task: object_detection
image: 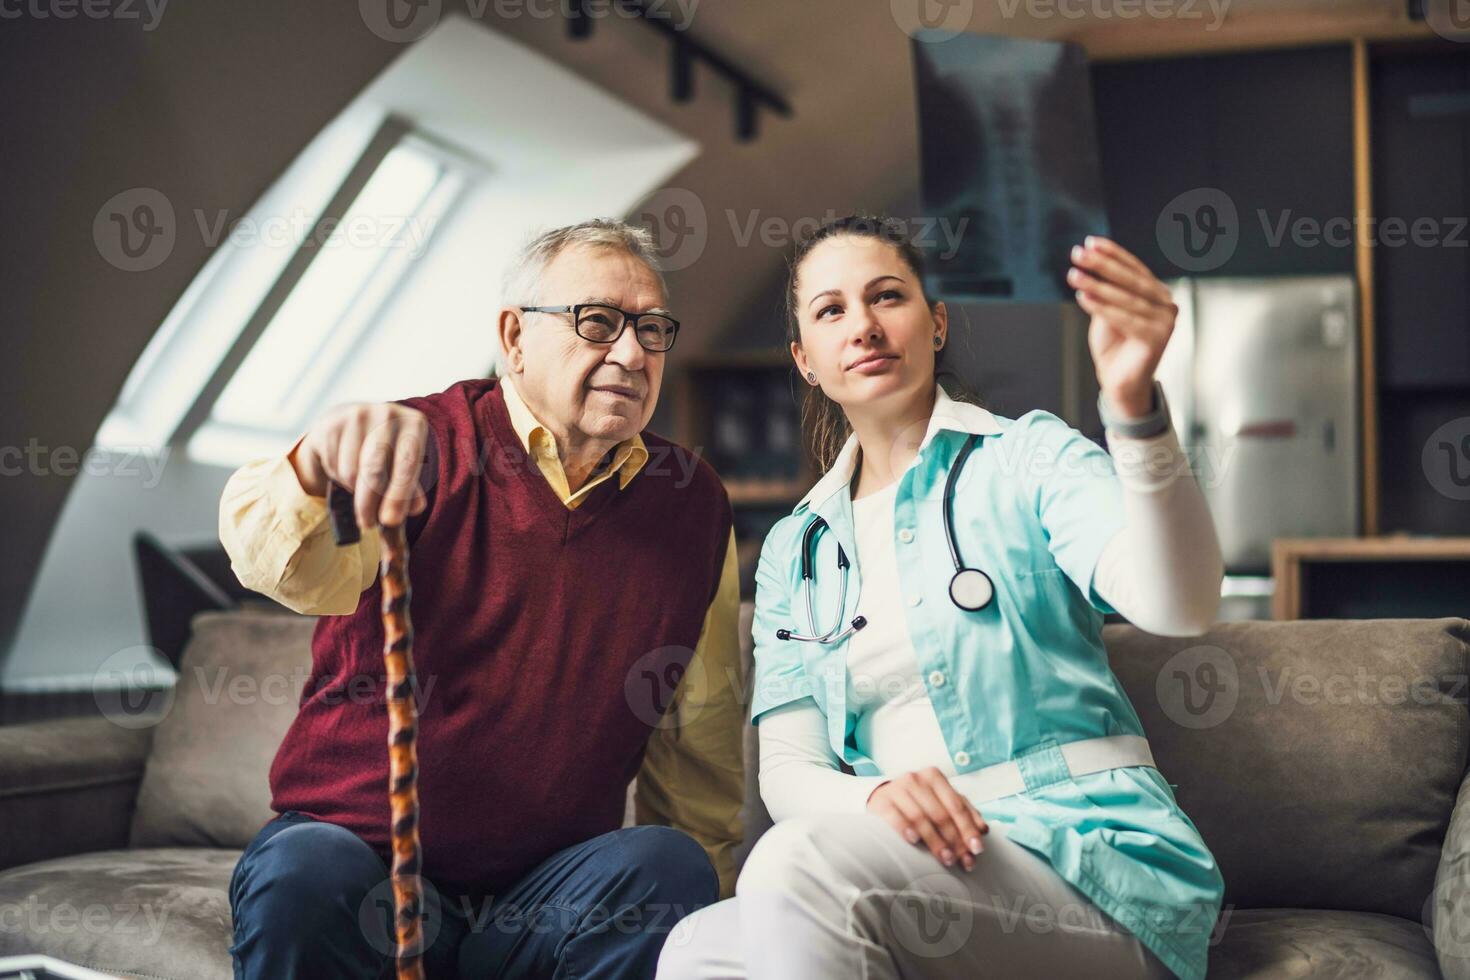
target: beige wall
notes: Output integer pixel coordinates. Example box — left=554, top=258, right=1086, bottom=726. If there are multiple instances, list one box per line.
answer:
left=0, top=5, right=406, bottom=657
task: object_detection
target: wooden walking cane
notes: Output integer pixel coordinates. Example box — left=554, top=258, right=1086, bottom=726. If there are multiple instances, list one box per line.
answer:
left=327, top=481, right=426, bottom=980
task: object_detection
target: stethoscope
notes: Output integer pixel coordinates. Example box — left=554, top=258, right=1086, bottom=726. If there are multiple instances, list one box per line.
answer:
left=776, top=434, right=995, bottom=644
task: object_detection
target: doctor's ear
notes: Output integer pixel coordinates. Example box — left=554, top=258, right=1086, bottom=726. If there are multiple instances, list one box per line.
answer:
left=790, top=342, right=818, bottom=386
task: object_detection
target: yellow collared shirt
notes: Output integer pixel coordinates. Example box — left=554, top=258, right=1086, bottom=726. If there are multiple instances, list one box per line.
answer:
left=499, top=372, right=648, bottom=508
left=219, top=377, right=745, bottom=897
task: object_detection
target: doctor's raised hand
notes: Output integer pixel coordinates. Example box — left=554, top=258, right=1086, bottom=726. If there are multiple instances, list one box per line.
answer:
left=1067, top=235, right=1178, bottom=420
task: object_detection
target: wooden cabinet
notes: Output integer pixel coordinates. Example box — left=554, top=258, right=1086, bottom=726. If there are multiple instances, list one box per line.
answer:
left=1370, top=47, right=1470, bottom=390
left=675, top=353, right=815, bottom=507
left=675, top=353, right=817, bottom=598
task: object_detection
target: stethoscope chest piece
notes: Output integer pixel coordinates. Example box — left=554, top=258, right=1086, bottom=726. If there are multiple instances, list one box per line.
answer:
left=949, top=567, right=995, bottom=612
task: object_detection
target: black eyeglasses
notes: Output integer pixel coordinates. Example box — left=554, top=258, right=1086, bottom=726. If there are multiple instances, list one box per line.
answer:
left=520, top=304, right=681, bottom=353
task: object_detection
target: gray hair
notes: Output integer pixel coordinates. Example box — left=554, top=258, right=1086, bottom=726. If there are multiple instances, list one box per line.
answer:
left=491, top=219, right=667, bottom=377
left=502, top=218, right=666, bottom=307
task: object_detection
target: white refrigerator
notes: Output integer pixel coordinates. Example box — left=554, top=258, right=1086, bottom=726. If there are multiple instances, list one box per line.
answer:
left=1155, top=275, right=1361, bottom=578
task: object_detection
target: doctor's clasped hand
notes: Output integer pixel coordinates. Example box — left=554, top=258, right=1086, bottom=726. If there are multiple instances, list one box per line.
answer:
left=865, top=766, right=990, bottom=871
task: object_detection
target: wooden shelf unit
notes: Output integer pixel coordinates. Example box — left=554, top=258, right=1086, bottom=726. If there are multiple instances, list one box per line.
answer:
left=675, top=350, right=816, bottom=509
left=1271, top=536, right=1470, bottom=620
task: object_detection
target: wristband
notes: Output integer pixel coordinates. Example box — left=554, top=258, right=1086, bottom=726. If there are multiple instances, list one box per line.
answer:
left=1098, top=380, right=1171, bottom=439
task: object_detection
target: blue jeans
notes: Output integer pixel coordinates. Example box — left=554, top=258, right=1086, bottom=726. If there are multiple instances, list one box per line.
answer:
left=228, top=811, right=718, bottom=980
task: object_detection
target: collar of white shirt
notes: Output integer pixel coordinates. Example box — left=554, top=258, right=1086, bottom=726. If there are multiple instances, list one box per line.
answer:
left=796, top=382, right=1002, bottom=513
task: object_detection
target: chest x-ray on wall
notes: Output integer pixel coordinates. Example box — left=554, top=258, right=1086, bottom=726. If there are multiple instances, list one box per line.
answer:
left=913, top=32, right=1110, bottom=304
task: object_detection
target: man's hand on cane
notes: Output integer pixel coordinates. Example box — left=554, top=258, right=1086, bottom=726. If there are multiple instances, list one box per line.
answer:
left=290, top=402, right=432, bottom=531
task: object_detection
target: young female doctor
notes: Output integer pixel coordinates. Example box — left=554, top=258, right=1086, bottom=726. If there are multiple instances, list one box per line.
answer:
left=656, top=216, right=1226, bottom=980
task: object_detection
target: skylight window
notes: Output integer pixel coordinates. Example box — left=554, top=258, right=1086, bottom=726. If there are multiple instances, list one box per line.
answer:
left=205, top=139, right=466, bottom=440
left=93, top=12, right=698, bottom=470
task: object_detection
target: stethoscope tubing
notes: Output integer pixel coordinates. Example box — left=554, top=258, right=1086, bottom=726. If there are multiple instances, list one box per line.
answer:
left=778, top=434, right=994, bottom=644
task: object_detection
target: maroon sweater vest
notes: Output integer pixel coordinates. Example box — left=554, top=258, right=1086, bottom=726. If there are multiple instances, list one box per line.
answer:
left=269, top=379, right=732, bottom=893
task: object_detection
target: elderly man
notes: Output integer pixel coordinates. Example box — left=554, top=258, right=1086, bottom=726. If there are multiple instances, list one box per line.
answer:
left=219, top=219, right=744, bottom=980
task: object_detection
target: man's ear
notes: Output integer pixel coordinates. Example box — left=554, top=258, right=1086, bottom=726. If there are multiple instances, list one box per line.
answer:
left=498, top=307, right=525, bottom=374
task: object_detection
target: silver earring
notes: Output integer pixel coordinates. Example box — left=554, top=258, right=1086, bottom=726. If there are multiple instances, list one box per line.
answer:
left=807, top=371, right=816, bottom=384
left=934, top=334, right=943, bottom=349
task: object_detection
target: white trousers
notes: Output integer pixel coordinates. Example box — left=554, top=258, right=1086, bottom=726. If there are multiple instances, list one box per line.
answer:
left=657, top=813, right=1174, bottom=980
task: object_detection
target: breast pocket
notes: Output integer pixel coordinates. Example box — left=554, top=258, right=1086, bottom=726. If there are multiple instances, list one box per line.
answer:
left=1009, top=567, right=1100, bottom=652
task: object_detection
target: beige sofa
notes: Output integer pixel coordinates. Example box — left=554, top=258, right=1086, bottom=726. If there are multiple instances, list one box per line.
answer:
left=1, top=608, right=1468, bottom=979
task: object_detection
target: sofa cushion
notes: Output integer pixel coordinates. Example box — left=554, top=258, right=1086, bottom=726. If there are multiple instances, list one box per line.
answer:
left=129, top=611, right=315, bottom=849
left=1206, top=908, right=1438, bottom=978
left=0, top=847, right=236, bottom=980
left=0, top=717, right=150, bottom=873
left=1105, top=617, right=1470, bottom=922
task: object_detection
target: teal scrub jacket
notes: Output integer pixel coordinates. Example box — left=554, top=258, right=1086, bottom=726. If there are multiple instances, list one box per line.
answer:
left=750, top=384, right=1225, bottom=980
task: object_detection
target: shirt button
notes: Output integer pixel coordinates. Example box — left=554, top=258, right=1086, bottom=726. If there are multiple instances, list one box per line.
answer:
left=908, top=595, right=922, bottom=607
left=954, top=751, right=971, bottom=767
left=928, top=670, right=946, bottom=687
left=898, top=528, right=915, bottom=543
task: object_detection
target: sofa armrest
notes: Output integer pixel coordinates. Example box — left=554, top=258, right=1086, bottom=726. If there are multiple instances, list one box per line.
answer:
left=0, top=717, right=151, bottom=873
left=1435, top=754, right=1470, bottom=979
